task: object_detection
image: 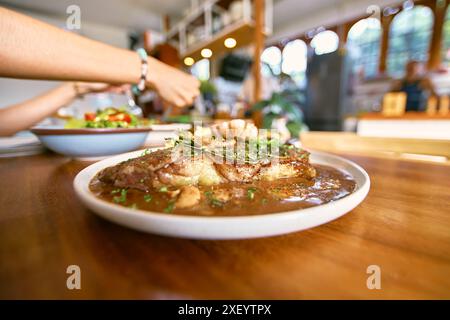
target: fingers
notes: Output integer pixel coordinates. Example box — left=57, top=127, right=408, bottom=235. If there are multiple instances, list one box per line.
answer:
left=169, top=93, right=193, bottom=108
left=106, top=86, right=126, bottom=94
left=171, top=77, right=200, bottom=108
left=173, top=97, right=187, bottom=108
left=174, top=93, right=193, bottom=108
left=162, top=96, right=186, bottom=109
left=112, top=84, right=131, bottom=94
left=74, top=82, right=109, bottom=95
left=145, top=59, right=202, bottom=108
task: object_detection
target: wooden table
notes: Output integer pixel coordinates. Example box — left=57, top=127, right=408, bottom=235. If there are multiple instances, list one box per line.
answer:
left=1, top=151, right=449, bottom=299
left=301, top=132, right=450, bottom=162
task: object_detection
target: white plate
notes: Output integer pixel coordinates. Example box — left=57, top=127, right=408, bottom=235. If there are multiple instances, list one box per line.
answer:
left=149, top=124, right=192, bottom=131
left=145, top=124, right=192, bottom=146
left=0, top=135, right=45, bottom=158
left=73, top=149, right=370, bottom=240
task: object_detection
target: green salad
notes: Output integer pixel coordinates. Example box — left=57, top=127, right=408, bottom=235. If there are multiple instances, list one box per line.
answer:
left=65, top=107, right=139, bottom=129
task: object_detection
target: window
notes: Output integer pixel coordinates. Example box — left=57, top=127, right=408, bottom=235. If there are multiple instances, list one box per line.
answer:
left=191, top=58, right=210, bottom=80
left=261, top=46, right=282, bottom=75
left=310, top=30, right=339, bottom=55
left=387, top=5, right=434, bottom=77
left=281, top=39, right=308, bottom=86
left=347, top=18, right=382, bottom=78
left=441, top=6, right=450, bottom=67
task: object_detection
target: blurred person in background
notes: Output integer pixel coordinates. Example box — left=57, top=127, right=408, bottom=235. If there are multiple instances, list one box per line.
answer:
left=392, top=60, right=438, bottom=111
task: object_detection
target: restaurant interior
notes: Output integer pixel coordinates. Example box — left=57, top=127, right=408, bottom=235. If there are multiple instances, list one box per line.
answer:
left=0, top=0, right=449, bottom=300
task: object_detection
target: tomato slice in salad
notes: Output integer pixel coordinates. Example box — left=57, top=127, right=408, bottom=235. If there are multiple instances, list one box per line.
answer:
left=84, top=112, right=96, bottom=121
left=122, top=114, right=132, bottom=123
left=80, top=108, right=135, bottom=128
left=108, top=113, right=131, bottom=123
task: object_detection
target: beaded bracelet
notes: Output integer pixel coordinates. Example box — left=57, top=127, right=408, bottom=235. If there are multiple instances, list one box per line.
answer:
left=132, top=48, right=148, bottom=96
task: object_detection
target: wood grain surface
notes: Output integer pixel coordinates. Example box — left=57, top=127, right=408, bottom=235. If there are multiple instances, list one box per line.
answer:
left=301, top=132, right=450, bottom=160
left=0, top=151, right=449, bottom=299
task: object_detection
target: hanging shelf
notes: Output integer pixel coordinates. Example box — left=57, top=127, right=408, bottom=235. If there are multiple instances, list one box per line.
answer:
left=165, top=0, right=273, bottom=62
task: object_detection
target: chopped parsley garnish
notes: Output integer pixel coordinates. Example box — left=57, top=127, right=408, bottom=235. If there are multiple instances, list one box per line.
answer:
left=169, top=134, right=299, bottom=164
left=204, top=190, right=224, bottom=208
left=110, top=189, right=121, bottom=195
left=113, top=189, right=127, bottom=203
left=143, top=194, right=152, bottom=202
left=247, top=187, right=257, bottom=200
left=204, top=190, right=213, bottom=197
left=164, top=200, right=175, bottom=213
left=210, top=198, right=224, bottom=208
left=141, top=149, right=151, bottom=156
left=159, top=186, right=168, bottom=193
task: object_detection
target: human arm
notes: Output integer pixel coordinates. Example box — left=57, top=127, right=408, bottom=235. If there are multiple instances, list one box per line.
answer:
left=0, top=7, right=199, bottom=108
left=0, top=82, right=116, bottom=136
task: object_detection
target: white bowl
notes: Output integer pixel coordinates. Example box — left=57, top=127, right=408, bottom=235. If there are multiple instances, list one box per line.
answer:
left=31, top=126, right=152, bottom=159
left=73, top=149, right=370, bottom=240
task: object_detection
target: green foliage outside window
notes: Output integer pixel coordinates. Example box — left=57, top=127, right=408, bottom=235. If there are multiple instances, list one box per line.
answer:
left=387, top=6, right=434, bottom=77
left=441, top=7, right=450, bottom=66
left=347, top=18, right=382, bottom=78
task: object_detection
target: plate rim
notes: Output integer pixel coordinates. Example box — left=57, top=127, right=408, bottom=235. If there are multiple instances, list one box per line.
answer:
left=31, top=126, right=153, bottom=136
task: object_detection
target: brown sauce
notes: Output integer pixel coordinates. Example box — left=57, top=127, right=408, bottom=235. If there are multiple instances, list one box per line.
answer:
left=90, top=165, right=356, bottom=216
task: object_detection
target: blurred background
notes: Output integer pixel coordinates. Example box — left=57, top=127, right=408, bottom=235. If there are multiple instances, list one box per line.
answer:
left=1, top=0, right=450, bottom=159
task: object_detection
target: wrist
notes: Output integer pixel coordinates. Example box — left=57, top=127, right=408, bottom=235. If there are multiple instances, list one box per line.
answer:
left=72, top=82, right=93, bottom=97
left=59, top=82, right=79, bottom=99
left=145, top=57, right=158, bottom=89
left=130, top=48, right=149, bottom=95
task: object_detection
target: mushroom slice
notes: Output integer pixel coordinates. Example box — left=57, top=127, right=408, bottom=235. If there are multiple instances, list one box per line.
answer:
left=175, top=186, right=201, bottom=208
left=212, top=189, right=231, bottom=202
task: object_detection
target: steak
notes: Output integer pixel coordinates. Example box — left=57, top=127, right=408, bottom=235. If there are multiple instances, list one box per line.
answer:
left=95, top=145, right=316, bottom=192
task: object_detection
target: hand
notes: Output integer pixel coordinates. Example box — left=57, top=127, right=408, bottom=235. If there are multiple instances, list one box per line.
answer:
left=146, top=58, right=200, bottom=108
left=72, top=82, right=129, bottom=96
